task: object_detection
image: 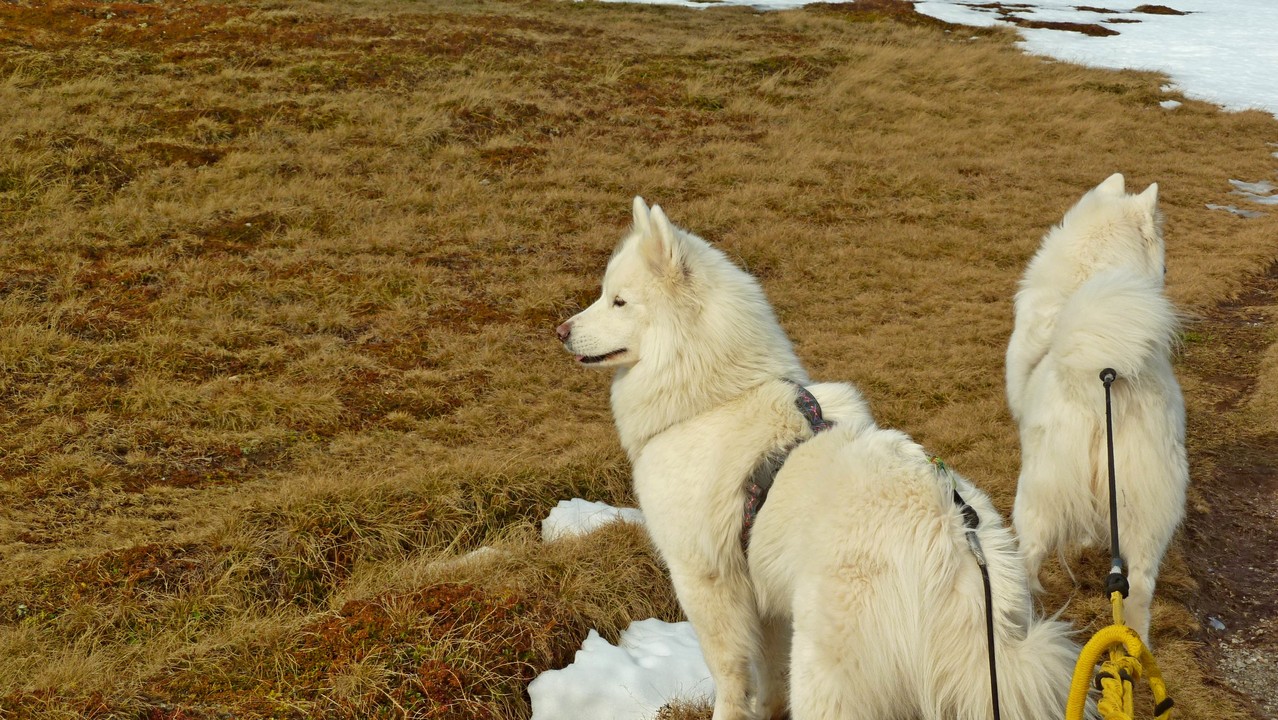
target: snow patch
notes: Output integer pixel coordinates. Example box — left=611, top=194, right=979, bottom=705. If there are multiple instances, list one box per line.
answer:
left=541, top=498, right=645, bottom=542
left=1206, top=204, right=1265, bottom=219
left=529, top=619, right=714, bottom=720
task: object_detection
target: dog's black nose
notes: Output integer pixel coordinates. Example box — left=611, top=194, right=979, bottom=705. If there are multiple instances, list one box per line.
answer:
left=555, top=322, right=571, bottom=342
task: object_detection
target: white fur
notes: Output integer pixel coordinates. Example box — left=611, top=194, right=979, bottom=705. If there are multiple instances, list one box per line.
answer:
left=752, top=428, right=1080, bottom=720
left=563, top=198, right=1083, bottom=719
left=1006, top=174, right=1188, bottom=644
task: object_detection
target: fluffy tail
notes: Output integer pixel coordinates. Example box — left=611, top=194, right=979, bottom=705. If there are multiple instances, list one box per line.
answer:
left=942, top=474, right=1084, bottom=720
left=995, top=617, right=1084, bottom=720
left=1050, top=269, right=1177, bottom=381
left=981, top=512, right=1083, bottom=720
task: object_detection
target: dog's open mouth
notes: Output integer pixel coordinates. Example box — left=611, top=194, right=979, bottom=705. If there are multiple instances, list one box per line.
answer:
left=576, top=348, right=627, bottom=364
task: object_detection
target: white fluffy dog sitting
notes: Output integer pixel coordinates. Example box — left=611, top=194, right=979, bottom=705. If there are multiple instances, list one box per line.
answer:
left=1007, top=173, right=1188, bottom=643
left=560, top=198, right=1080, bottom=720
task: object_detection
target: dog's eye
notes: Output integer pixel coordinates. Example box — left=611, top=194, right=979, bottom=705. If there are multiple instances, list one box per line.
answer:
left=613, top=297, right=626, bottom=308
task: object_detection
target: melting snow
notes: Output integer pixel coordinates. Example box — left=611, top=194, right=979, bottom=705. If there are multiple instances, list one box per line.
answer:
left=541, top=498, right=645, bottom=541
left=529, top=619, right=714, bottom=720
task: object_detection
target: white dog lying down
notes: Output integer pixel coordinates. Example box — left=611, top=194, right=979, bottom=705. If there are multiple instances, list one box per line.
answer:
left=559, top=198, right=1080, bottom=719
left=1007, top=174, right=1187, bottom=644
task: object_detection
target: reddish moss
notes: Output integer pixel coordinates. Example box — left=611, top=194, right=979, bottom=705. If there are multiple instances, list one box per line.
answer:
left=1132, top=4, right=1187, bottom=15
left=809, top=0, right=961, bottom=28
left=55, top=261, right=163, bottom=341
left=133, top=100, right=344, bottom=138
left=450, top=101, right=546, bottom=143
left=143, top=708, right=204, bottom=720
left=478, top=144, right=543, bottom=173
left=426, top=297, right=516, bottom=332
left=40, top=133, right=137, bottom=195
left=0, top=262, right=59, bottom=301
left=0, top=542, right=220, bottom=623
left=290, top=583, right=563, bottom=718
left=67, top=542, right=210, bottom=600
left=138, top=141, right=224, bottom=168
left=57, top=305, right=147, bottom=342
left=0, top=0, right=252, bottom=51
left=0, top=691, right=117, bottom=720
left=191, top=211, right=289, bottom=254
left=116, top=439, right=292, bottom=492
left=359, top=335, right=438, bottom=372
left=956, top=1, right=1120, bottom=35
left=1013, top=18, right=1118, bottom=36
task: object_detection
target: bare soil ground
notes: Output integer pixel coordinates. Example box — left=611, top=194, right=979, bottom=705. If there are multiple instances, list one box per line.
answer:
left=1181, top=262, right=1278, bottom=720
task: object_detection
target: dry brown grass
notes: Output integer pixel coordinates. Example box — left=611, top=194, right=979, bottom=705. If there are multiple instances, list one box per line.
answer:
left=1, top=0, right=1277, bottom=717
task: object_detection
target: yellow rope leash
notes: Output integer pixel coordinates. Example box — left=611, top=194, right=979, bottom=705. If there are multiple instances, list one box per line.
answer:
left=1064, top=592, right=1174, bottom=720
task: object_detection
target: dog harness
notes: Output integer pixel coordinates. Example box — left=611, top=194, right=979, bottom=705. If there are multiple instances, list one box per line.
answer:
left=740, top=380, right=834, bottom=554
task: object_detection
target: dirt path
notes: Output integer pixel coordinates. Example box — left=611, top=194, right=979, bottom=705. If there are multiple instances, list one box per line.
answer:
left=1182, top=261, right=1278, bottom=719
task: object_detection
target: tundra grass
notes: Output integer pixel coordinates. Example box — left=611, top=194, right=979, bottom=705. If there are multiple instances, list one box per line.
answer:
left=1, top=0, right=1277, bottom=717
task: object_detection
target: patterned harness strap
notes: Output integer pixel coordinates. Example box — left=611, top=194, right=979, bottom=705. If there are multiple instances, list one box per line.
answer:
left=741, top=380, right=834, bottom=554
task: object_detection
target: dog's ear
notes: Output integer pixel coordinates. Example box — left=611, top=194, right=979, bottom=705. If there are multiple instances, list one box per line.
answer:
left=1136, top=182, right=1159, bottom=210
left=1097, top=173, right=1126, bottom=195
left=632, top=196, right=652, bottom=237
left=1136, top=182, right=1164, bottom=258
left=643, top=204, right=687, bottom=278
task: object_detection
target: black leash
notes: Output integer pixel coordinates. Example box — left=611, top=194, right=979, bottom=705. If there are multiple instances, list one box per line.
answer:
left=956, top=491, right=1001, bottom=720
left=1100, top=369, right=1130, bottom=599
left=1099, top=369, right=1177, bottom=717
left=936, top=459, right=1001, bottom=720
